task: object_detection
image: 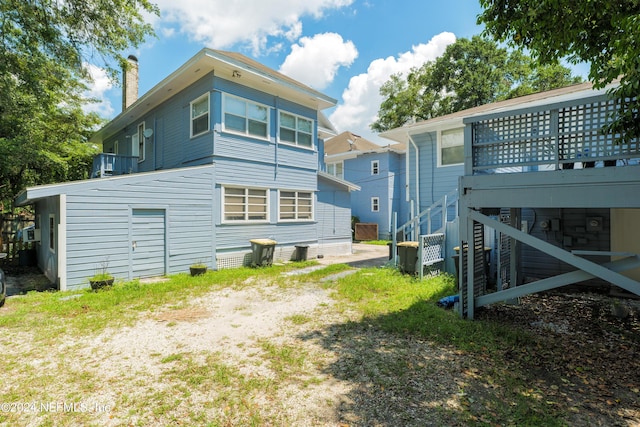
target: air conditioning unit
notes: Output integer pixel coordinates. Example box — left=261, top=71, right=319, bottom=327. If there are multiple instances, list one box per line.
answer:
left=23, top=228, right=41, bottom=243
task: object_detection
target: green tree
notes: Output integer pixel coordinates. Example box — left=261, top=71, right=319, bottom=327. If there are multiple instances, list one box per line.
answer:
left=478, top=0, right=640, bottom=142
left=372, top=36, right=581, bottom=132
left=0, top=0, right=158, bottom=209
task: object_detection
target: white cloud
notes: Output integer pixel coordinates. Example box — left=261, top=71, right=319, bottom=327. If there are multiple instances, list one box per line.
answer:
left=154, top=0, right=353, bottom=55
left=83, top=64, right=115, bottom=117
left=329, top=32, right=456, bottom=144
left=279, top=33, right=357, bottom=90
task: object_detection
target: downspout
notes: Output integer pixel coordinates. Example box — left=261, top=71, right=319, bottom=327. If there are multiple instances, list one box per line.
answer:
left=274, top=97, right=279, bottom=177
left=408, top=133, right=420, bottom=239
left=153, top=116, right=157, bottom=171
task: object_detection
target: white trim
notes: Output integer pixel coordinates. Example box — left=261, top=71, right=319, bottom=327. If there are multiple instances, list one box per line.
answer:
left=221, top=185, right=270, bottom=224
left=278, top=189, right=314, bottom=222
left=371, top=196, right=380, bottom=212
left=58, top=194, right=67, bottom=291
left=222, top=93, right=270, bottom=141
left=437, top=127, right=464, bottom=167
left=136, top=122, right=146, bottom=163
left=190, top=92, right=210, bottom=138
left=326, top=161, right=344, bottom=179
left=278, top=110, right=314, bottom=150
left=371, top=159, right=380, bottom=175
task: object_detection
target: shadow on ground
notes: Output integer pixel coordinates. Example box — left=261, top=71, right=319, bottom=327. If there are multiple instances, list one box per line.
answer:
left=298, top=296, right=640, bottom=426
left=1, top=264, right=56, bottom=296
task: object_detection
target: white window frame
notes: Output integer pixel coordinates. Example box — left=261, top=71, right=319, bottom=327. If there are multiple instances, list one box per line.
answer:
left=279, top=111, right=314, bottom=149
left=371, top=197, right=380, bottom=213
left=114, top=140, right=119, bottom=155
left=278, top=190, right=314, bottom=222
left=222, top=186, right=269, bottom=223
left=438, top=127, right=464, bottom=167
left=327, top=161, right=344, bottom=179
left=371, top=160, right=380, bottom=175
left=190, top=93, right=210, bottom=138
left=222, top=94, right=270, bottom=140
left=48, top=214, right=56, bottom=253
left=136, top=122, right=145, bottom=163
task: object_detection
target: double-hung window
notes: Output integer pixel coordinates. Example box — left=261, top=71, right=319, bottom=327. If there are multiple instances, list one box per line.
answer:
left=223, top=95, right=269, bottom=139
left=327, top=162, right=343, bottom=179
left=371, top=197, right=380, bottom=212
left=279, top=191, right=313, bottom=221
left=191, top=93, right=210, bottom=137
left=223, top=187, right=268, bottom=222
left=279, top=112, right=313, bottom=148
left=371, top=160, right=379, bottom=175
left=439, top=128, right=464, bottom=166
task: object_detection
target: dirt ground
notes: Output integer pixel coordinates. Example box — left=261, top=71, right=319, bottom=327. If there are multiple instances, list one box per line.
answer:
left=1, top=244, right=639, bottom=426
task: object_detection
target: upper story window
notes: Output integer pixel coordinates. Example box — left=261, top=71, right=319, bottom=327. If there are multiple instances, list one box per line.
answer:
left=371, top=160, right=380, bottom=175
left=137, top=122, right=145, bottom=163
left=279, top=190, right=313, bottom=221
left=223, top=94, right=269, bottom=139
left=191, top=93, right=210, bottom=137
left=439, top=128, right=464, bottom=166
left=279, top=112, right=313, bottom=149
left=223, top=186, right=268, bottom=223
left=327, top=162, right=343, bottom=180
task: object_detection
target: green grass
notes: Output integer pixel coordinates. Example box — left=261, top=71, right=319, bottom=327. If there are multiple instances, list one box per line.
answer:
left=324, top=267, right=564, bottom=426
left=359, top=239, right=391, bottom=246
left=0, top=262, right=570, bottom=426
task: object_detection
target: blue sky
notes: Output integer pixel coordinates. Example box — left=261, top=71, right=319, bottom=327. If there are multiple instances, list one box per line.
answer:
left=86, top=1, right=500, bottom=144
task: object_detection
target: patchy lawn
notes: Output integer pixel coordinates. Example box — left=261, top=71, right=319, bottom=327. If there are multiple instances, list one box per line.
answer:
left=0, top=264, right=638, bottom=426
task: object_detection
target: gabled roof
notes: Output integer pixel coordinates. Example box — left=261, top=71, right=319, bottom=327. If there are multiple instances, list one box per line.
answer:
left=91, top=48, right=337, bottom=143
left=324, top=131, right=406, bottom=158
left=324, top=131, right=381, bottom=155
left=380, top=81, right=618, bottom=143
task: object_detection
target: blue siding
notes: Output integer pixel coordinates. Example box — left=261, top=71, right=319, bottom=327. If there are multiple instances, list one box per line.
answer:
left=343, top=151, right=405, bottom=239
left=410, top=131, right=463, bottom=210
left=61, top=166, right=216, bottom=289
left=214, top=158, right=318, bottom=252
left=317, top=178, right=352, bottom=247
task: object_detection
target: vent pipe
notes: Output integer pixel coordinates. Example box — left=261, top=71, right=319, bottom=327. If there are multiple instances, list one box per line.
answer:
left=122, top=55, right=139, bottom=111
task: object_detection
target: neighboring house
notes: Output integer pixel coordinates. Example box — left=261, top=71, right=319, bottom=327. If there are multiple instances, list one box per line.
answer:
left=324, top=131, right=406, bottom=240
left=457, top=81, right=640, bottom=318
left=384, top=81, right=640, bottom=318
left=15, top=49, right=359, bottom=290
left=379, top=82, right=635, bottom=275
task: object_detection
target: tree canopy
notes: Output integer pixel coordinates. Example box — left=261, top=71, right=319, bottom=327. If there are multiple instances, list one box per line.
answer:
left=371, top=36, right=581, bottom=132
left=0, top=0, right=158, bottom=210
left=478, top=0, right=640, bottom=142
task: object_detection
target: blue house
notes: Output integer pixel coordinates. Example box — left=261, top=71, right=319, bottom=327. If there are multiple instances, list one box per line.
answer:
left=15, top=49, right=358, bottom=290
left=324, top=131, right=406, bottom=240
left=382, top=82, right=640, bottom=313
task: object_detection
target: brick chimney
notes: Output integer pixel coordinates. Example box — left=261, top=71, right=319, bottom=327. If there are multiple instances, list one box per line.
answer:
left=122, top=55, right=139, bottom=111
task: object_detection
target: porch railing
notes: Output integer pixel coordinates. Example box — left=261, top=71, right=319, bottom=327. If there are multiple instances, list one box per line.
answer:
left=396, top=188, right=458, bottom=242
left=91, top=153, right=139, bottom=178
left=467, top=94, right=640, bottom=175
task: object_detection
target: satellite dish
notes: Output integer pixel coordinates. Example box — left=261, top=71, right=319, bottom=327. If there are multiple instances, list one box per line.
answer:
left=143, top=128, right=154, bottom=138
